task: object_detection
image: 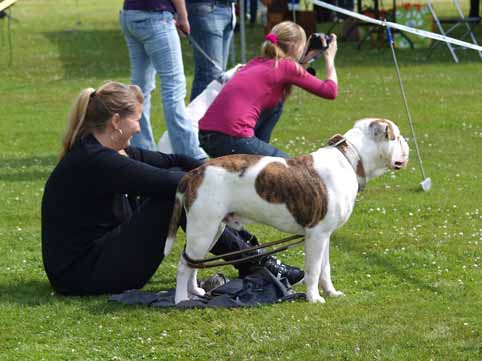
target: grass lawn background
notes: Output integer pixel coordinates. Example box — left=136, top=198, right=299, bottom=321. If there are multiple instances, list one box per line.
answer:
left=0, top=0, right=481, bottom=360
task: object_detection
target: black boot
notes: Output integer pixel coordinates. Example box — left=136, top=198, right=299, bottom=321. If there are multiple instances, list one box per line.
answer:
left=237, top=231, right=304, bottom=286
left=260, top=255, right=305, bottom=286
left=212, top=227, right=304, bottom=285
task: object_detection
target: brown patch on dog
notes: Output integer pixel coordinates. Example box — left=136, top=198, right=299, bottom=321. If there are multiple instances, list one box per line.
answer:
left=167, top=197, right=182, bottom=241
left=207, top=154, right=262, bottom=176
left=327, top=134, right=348, bottom=152
left=369, top=119, right=396, bottom=140
left=384, top=121, right=396, bottom=140
left=179, top=155, right=262, bottom=211
left=255, top=155, right=328, bottom=228
left=356, top=161, right=365, bottom=178
left=178, top=166, right=206, bottom=211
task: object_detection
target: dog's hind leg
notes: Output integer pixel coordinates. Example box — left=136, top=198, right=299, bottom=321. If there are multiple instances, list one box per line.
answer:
left=186, top=223, right=226, bottom=298
left=182, top=216, right=225, bottom=299
left=304, top=230, right=329, bottom=304
left=319, top=236, right=344, bottom=298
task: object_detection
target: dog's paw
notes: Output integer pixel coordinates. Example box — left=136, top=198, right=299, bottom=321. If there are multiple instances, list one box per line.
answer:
left=174, top=296, right=189, bottom=304
left=189, top=286, right=206, bottom=297
left=324, top=290, right=345, bottom=298
left=306, top=294, right=326, bottom=304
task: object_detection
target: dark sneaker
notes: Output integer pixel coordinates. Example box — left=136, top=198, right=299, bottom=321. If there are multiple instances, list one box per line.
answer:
left=262, top=256, right=304, bottom=286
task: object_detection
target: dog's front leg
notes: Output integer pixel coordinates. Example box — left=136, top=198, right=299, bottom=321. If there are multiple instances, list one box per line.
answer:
left=304, top=231, right=328, bottom=304
left=319, top=237, right=344, bottom=298
left=175, top=256, right=192, bottom=304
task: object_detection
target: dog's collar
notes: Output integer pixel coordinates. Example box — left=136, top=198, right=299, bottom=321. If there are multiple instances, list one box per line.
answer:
left=327, top=134, right=367, bottom=192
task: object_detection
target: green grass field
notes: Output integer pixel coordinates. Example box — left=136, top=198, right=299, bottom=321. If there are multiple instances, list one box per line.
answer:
left=1, top=0, right=481, bottom=360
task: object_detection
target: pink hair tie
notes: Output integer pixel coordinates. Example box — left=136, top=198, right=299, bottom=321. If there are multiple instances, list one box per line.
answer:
left=265, top=33, right=278, bottom=45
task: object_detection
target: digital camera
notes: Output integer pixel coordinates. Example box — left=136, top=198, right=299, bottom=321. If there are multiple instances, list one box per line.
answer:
left=299, top=33, right=332, bottom=65
left=307, top=33, right=333, bottom=51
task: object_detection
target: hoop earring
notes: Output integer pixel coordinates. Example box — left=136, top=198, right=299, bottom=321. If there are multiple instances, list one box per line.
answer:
left=110, top=128, right=124, bottom=145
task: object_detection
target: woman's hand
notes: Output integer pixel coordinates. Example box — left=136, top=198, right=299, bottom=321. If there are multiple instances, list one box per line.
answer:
left=322, top=34, right=337, bottom=64
left=176, top=155, right=205, bottom=171
left=323, top=34, right=338, bottom=84
left=172, top=0, right=190, bottom=35
left=175, top=14, right=190, bottom=35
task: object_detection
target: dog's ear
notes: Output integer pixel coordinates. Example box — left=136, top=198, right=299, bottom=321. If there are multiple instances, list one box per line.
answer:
left=369, top=119, right=395, bottom=141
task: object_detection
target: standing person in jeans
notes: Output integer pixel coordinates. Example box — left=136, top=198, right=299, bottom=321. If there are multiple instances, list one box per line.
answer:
left=198, top=21, right=338, bottom=158
left=187, top=0, right=282, bottom=148
left=119, top=0, right=206, bottom=159
left=187, top=0, right=236, bottom=101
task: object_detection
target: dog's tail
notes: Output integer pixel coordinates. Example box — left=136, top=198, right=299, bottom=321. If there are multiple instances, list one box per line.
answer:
left=164, top=192, right=183, bottom=257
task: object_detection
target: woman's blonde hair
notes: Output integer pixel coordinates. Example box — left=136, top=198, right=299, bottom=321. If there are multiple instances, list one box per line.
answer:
left=261, top=21, right=306, bottom=63
left=60, top=81, right=143, bottom=160
left=261, top=21, right=306, bottom=97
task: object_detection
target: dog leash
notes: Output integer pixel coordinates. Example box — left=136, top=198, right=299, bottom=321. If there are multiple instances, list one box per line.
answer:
left=183, top=235, right=304, bottom=269
left=183, top=31, right=224, bottom=74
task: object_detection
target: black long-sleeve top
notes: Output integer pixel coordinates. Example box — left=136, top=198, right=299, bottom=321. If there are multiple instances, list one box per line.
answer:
left=41, top=134, right=201, bottom=280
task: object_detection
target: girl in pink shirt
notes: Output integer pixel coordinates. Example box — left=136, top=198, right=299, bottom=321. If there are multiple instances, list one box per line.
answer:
left=199, top=21, right=338, bottom=158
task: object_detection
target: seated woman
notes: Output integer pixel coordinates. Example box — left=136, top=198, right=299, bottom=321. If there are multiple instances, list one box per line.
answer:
left=198, top=21, right=338, bottom=159
left=41, top=81, right=303, bottom=296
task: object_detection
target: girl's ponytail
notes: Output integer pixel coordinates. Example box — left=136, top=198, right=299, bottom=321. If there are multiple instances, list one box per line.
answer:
left=60, top=88, right=95, bottom=160
left=261, top=21, right=307, bottom=98
left=261, top=21, right=306, bottom=64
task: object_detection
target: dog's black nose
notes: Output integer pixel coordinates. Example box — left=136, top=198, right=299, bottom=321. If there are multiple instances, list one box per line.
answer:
left=393, top=161, right=405, bottom=170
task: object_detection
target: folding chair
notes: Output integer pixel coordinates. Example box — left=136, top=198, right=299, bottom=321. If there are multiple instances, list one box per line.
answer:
left=325, top=0, right=355, bottom=34
left=427, top=0, right=482, bottom=63
left=0, top=0, right=19, bottom=66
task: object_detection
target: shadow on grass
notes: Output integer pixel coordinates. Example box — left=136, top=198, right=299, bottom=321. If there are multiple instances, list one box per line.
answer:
left=43, top=30, right=130, bottom=80
left=335, top=235, right=437, bottom=292
left=0, top=155, right=57, bottom=182
left=42, top=26, right=482, bottom=84
left=0, top=279, right=56, bottom=306
left=0, top=278, right=180, bottom=314
left=42, top=30, right=196, bottom=80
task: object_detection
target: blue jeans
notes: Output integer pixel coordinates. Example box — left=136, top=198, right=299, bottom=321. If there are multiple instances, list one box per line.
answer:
left=119, top=10, right=205, bottom=159
left=199, top=131, right=289, bottom=159
left=254, top=102, right=284, bottom=143
left=199, top=102, right=286, bottom=158
left=187, top=1, right=235, bottom=101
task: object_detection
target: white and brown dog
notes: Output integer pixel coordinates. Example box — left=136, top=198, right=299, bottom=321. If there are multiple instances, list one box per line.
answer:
left=165, top=118, right=409, bottom=304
